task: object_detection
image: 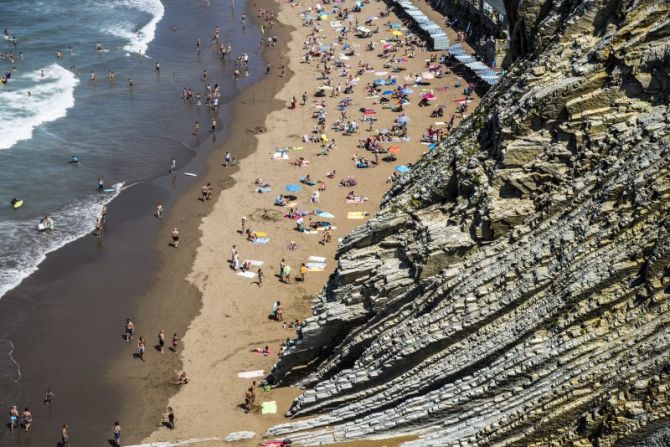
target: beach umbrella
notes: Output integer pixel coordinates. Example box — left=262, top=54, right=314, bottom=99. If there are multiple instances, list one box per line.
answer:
left=395, top=165, right=411, bottom=173
left=285, top=184, right=302, bottom=192
left=382, top=90, right=394, bottom=95
left=399, top=87, right=413, bottom=94
left=388, top=146, right=401, bottom=154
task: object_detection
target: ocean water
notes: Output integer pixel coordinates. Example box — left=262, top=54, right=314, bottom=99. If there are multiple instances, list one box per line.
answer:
left=0, top=0, right=263, bottom=298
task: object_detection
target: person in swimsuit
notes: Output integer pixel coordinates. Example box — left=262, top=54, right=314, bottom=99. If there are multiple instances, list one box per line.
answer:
left=62, top=423, right=71, bottom=446
left=137, top=336, right=146, bottom=361
left=155, top=202, right=163, bottom=220
left=169, top=158, right=176, bottom=174
left=158, top=330, right=165, bottom=353
left=44, top=389, right=55, bottom=404
left=9, top=405, right=18, bottom=432
left=171, top=333, right=179, bottom=351
left=125, top=319, right=134, bottom=342
left=113, top=421, right=121, bottom=446
left=171, top=227, right=180, bottom=248
left=22, top=407, right=32, bottom=432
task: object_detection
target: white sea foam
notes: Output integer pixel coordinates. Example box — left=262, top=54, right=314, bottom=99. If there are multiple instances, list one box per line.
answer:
left=0, top=184, right=124, bottom=299
left=0, top=64, right=79, bottom=151
left=105, top=0, right=165, bottom=55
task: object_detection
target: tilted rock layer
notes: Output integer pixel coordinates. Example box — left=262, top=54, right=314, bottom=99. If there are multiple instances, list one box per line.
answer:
left=268, top=0, right=670, bottom=445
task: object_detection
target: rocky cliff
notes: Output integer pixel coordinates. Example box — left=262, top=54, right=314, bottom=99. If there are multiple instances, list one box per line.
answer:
left=268, top=0, right=670, bottom=445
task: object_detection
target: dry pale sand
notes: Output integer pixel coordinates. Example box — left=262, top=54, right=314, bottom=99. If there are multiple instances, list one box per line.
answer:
left=140, top=0, right=480, bottom=445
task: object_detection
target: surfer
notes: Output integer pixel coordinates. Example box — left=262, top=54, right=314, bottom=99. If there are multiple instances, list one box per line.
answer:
left=97, top=178, right=104, bottom=191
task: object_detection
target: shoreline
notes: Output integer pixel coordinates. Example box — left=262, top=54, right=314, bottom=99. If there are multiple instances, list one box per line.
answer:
left=115, top=0, right=297, bottom=443
left=0, top=0, right=276, bottom=445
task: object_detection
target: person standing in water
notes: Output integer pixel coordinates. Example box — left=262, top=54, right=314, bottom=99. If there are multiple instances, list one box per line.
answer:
left=98, top=178, right=104, bottom=191
left=155, top=202, right=163, bottom=220
left=194, top=121, right=200, bottom=136
left=169, top=158, right=176, bottom=174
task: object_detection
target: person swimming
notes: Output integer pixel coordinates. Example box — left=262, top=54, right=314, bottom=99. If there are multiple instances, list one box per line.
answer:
left=70, top=155, right=79, bottom=164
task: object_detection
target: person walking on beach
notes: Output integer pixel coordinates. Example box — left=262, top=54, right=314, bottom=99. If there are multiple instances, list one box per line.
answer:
left=125, top=318, right=134, bottom=342
left=22, top=407, right=32, bottom=432
left=211, top=118, right=217, bottom=133
left=155, top=202, right=163, bottom=220
left=300, top=263, right=307, bottom=282
left=240, top=217, right=246, bottom=233
left=9, top=405, right=18, bottom=432
left=255, top=268, right=264, bottom=287
left=283, top=264, right=291, bottom=284
left=279, top=258, right=286, bottom=282
left=194, top=121, right=200, bottom=136
left=61, top=423, right=71, bottom=446
left=137, top=336, right=146, bottom=361
left=158, top=330, right=165, bottom=353
left=171, top=227, right=180, bottom=248
left=171, top=333, right=179, bottom=352
left=113, top=421, right=121, bottom=446
left=169, top=158, right=176, bottom=174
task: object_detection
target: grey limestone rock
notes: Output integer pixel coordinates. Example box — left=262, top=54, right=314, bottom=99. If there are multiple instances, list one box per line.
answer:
left=267, top=0, right=670, bottom=445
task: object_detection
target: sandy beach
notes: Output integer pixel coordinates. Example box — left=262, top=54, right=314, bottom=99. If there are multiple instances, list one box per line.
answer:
left=131, top=0, right=481, bottom=445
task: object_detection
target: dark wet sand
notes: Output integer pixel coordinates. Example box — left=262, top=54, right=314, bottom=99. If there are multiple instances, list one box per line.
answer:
left=0, top=0, right=289, bottom=444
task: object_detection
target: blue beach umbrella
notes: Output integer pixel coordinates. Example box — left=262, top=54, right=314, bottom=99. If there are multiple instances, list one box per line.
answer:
left=285, top=183, right=302, bottom=192
left=382, top=90, right=394, bottom=95
left=395, top=165, right=411, bottom=173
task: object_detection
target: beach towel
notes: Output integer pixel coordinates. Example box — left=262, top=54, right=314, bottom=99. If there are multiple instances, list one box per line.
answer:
left=433, top=121, right=446, bottom=126
left=246, top=260, right=265, bottom=266
left=315, top=211, right=335, bottom=218
left=261, top=401, right=278, bottom=414
left=347, top=211, right=367, bottom=219
left=308, top=256, right=327, bottom=263
left=253, top=238, right=271, bottom=245
left=237, top=370, right=265, bottom=379
left=236, top=271, right=256, bottom=278
left=375, top=71, right=388, bottom=76
left=254, top=232, right=268, bottom=238
left=273, top=151, right=289, bottom=160
left=256, top=187, right=272, bottom=193
left=303, top=229, right=319, bottom=235
left=346, top=197, right=367, bottom=203
left=306, top=263, right=326, bottom=272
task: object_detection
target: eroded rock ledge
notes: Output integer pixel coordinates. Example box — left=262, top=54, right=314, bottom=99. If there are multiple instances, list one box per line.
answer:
left=268, top=0, right=670, bottom=445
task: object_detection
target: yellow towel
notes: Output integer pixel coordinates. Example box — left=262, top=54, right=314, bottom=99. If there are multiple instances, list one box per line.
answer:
left=347, top=211, right=366, bottom=219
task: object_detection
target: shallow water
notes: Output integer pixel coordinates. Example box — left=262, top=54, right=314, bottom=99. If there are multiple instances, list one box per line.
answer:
left=0, top=0, right=263, bottom=298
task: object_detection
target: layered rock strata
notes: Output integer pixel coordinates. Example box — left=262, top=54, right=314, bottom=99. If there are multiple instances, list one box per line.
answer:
left=268, top=0, right=670, bottom=445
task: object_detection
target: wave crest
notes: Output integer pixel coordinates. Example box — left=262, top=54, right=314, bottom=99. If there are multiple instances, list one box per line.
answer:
left=0, top=64, right=79, bottom=151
